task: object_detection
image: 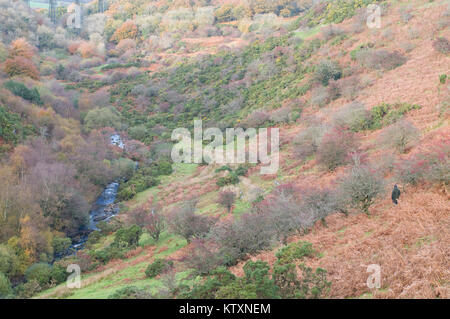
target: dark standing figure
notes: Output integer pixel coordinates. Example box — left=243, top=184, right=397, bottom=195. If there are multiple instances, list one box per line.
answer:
left=392, top=184, right=401, bottom=205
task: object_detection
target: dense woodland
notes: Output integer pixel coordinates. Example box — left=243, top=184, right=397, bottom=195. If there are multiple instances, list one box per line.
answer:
left=0, top=0, right=448, bottom=299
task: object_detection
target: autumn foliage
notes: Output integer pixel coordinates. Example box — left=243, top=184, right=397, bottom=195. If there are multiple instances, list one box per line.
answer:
left=8, top=38, right=35, bottom=59
left=111, top=21, right=138, bottom=43
left=4, top=56, right=39, bottom=79
left=3, top=38, right=39, bottom=79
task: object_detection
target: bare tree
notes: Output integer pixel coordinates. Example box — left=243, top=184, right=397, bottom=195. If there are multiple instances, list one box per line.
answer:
left=217, top=191, right=236, bottom=213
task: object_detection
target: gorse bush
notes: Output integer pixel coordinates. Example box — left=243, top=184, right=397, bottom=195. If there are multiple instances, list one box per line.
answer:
left=145, top=259, right=173, bottom=278
left=275, top=241, right=315, bottom=265
left=25, top=263, right=52, bottom=286
left=368, top=103, right=421, bottom=130
left=4, top=80, right=42, bottom=105
left=114, top=225, right=142, bottom=247
left=314, top=60, right=342, bottom=86
left=216, top=173, right=240, bottom=187
left=117, top=161, right=172, bottom=201
left=92, top=245, right=128, bottom=264
left=108, top=286, right=154, bottom=299
left=332, top=102, right=421, bottom=133
left=182, top=258, right=330, bottom=299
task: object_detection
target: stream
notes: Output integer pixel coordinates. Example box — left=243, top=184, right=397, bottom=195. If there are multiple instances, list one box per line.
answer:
left=69, top=134, right=125, bottom=252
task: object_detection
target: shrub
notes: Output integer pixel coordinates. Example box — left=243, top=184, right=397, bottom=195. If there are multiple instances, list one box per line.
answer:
left=145, top=259, right=174, bottom=278
left=317, top=127, right=357, bottom=171
left=114, top=225, right=142, bottom=247
left=275, top=241, right=315, bottom=265
left=4, top=81, right=43, bottom=105
left=378, top=120, right=420, bottom=153
left=215, top=4, right=235, bottom=22
left=211, top=212, right=274, bottom=266
left=52, top=237, right=72, bottom=256
left=128, top=205, right=165, bottom=242
left=339, top=164, right=384, bottom=214
left=111, top=20, right=139, bottom=43
left=314, top=60, right=342, bottom=86
left=215, top=165, right=232, bottom=173
left=216, top=173, right=240, bottom=187
left=321, top=25, right=345, bottom=41
left=93, top=246, right=126, bottom=264
left=178, top=239, right=221, bottom=275
left=183, top=260, right=330, bottom=299
left=213, top=261, right=279, bottom=299
left=432, top=37, right=450, bottom=55
left=0, top=272, right=12, bottom=298
left=25, top=263, right=52, bottom=286
left=168, top=201, right=216, bottom=243
left=338, top=75, right=363, bottom=100
left=310, top=85, right=331, bottom=107
left=117, top=187, right=136, bottom=201
left=396, top=145, right=449, bottom=187
left=180, top=267, right=236, bottom=299
left=4, top=56, right=39, bottom=79
left=9, top=38, right=35, bottom=59
left=116, top=39, right=137, bottom=54
left=14, top=279, right=42, bottom=298
left=0, top=106, right=26, bottom=145
left=368, top=102, right=421, bottom=130
left=0, top=245, right=20, bottom=278
left=217, top=191, right=236, bottom=213
left=235, top=165, right=249, bottom=176
left=270, top=106, right=292, bottom=124
left=128, top=125, right=147, bottom=141
left=108, top=286, right=154, bottom=299
left=272, top=263, right=330, bottom=299
left=293, top=125, right=326, bottom=159
left=258, top=190, right=310, bottom=244
left=356, top=49, right=407, bottom=70
left=298, top=187, right=340, bottom=225
left=49, top=264, right=68, bottom=285
left=243, top=109, right=270, bottom=127
left=84, top=107, right=121, bottom=131
left=333, top=102, right=372, bottom=132
left=439, top=74, right=448, bottom=84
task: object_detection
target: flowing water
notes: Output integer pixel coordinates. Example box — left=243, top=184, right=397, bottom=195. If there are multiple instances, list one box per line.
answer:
left=69, top=135, right=125, bottom=252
